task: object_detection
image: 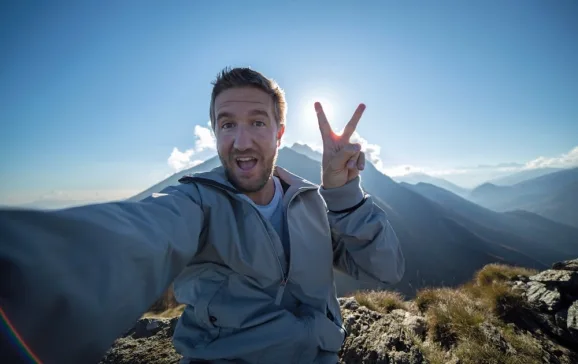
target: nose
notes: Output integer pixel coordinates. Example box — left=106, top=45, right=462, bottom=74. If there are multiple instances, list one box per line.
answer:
left=233, top=125, right=253, bottom=151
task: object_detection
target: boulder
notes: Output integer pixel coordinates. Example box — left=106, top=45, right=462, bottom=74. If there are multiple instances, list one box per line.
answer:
left=553, top=259, right=578, bottom=272
left=525, top=281, right=562, bottom=312
left=568, top=301, right=578, bottom=332
left=529, top=269, right=578, bottom=291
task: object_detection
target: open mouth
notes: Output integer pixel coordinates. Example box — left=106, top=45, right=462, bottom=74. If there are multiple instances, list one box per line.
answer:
left=235, top=156, right=258, bottom=171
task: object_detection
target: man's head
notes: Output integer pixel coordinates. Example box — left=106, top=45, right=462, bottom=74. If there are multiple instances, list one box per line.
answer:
left=210, top=67, right=286, bottom=193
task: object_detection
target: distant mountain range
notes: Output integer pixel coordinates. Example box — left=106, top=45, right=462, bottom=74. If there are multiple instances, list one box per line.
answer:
left=488, top=167, right=564, bottom=186
left=392, top=173, right=469, bottom=197
left=129, top=146, right=578, bottom=298
left=469, top=168, right=578, bottom=228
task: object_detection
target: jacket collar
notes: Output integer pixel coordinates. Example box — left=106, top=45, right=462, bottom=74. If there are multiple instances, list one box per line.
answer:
left=179, top=164, right=318, bottom=194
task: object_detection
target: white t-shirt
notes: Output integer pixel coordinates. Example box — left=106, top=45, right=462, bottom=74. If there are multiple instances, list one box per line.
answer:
left=244, top=176, right=284, bottom=219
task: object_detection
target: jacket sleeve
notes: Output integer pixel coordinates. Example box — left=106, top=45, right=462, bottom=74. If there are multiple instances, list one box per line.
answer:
left=319, top=176, right=405, bottom=285
left=0, top=184, right=206, bottom=364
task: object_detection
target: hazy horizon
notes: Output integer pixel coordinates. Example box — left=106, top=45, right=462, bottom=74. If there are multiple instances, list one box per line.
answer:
left=1, top=1, right=577, bottom=207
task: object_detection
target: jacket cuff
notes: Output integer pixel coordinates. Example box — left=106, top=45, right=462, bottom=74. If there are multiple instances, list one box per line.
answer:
left=319, top=176, right=365, bottom=212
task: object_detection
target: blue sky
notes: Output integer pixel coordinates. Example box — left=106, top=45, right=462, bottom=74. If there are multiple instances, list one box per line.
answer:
left=1, top=0, right=577, bottom=206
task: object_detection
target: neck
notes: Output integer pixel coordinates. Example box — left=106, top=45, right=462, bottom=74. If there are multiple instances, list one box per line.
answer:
left=245, top=177, right=275, bottom=205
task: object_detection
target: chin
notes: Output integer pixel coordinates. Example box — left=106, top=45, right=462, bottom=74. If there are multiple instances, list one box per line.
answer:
left=226, top=165, right=270, bottom=193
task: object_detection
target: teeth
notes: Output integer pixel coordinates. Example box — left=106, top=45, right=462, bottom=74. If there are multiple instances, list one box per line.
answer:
left=237, top=157, right=256, bottom=161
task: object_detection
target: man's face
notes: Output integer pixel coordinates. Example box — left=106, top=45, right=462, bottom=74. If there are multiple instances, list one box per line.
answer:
left=214, top=87, right=285, bottom=193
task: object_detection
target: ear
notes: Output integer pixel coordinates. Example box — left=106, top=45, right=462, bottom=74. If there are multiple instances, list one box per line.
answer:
left=276, top=124, right=285, bottom=146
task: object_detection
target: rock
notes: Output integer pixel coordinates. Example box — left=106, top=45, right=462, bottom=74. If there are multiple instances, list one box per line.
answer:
left=530, top=269, right=578, bottom=290
left=553, top=259, right=578, bottom=272
left=101, top=261, right=578, bottom=364
left=128, top=318, right=171, bottom=339
left=555, top=309, right=568, bottom=330
left=340, top=310, right=425, bottom=364
left=526, top=281, right=562, bottom=312
left=402, top=314, right=427, bottom=339
left=339, top=296, right=359, bottom=310
left=101, top=317, right=181, bottom=364
left=568, top=301, right=578, bottom=332
left=479, top=322, right=516, bottom=355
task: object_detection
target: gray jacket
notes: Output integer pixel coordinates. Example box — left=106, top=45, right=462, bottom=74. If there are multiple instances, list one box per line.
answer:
left=0, top=166, right=404, bottom=364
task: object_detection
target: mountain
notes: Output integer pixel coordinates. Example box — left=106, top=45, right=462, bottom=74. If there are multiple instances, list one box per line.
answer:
left=393, top=172, right=469, bottom=197
left=488, top=167, right=564, bottom=186
left=276, top=148, right=569, bottom=297
left=290, top=142, right=322, bottom=162
left=469, top=167, right=578, bottom=227
left=512, top=180, right=578, bottom=228
left=404, top=182, right=578, bottom=260
left=128, top=147, right=577, bottom=298
left=127, top=156, right=222, bottom=202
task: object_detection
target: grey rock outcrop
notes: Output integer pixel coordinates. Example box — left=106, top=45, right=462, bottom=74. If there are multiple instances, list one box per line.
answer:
left=100, top=259, right=578, bottom=363
left=512, top=259, right=578, bottom=346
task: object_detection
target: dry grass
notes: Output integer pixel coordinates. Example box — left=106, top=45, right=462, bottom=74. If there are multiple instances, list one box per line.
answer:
left=474, top=263, right=537, bottom=286
left=143, top=304, right=186, bottom=318
left=415, top=287, right=455, bottom=312
left=354, top=290, right=407, bottom=313
left=412, top=263, right=543, bottom=364
left=422, top=289, right=485, bottom=348
left=453, top=340, right=509, bottom=364
left=410, top=334, right=447, bottom=364
left=501, top=325, right=542, bottom=363
left=464, top=263, right=533, bottom=320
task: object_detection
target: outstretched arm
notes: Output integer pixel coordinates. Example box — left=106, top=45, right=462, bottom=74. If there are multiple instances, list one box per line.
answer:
left=0, top=184, right=206, bottom=363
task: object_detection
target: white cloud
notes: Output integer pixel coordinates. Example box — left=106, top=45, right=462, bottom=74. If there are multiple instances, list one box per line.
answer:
left=524, top=146, right=578, bottom=169
left=349, top=132, right=384, bottom=171
left=194, top=123, right=216, bottom=152
left=167, top=147, right=203, bottom=172
left=167, top=122, right=216, bottom=172
left=293, top=136, right=578, bottom=188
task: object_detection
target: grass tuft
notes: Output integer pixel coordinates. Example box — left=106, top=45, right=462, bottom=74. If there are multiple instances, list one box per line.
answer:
left=412, top=263, right=545, bottom=364
left=353, top=290, right=407, bottom=314
left=474, top=264, right=537, bottom=287
left=143, top=304, right=186, bottom=318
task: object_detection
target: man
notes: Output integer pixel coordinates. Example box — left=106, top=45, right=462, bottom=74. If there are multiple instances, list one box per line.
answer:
left=0, top=67, right=405, bottom=364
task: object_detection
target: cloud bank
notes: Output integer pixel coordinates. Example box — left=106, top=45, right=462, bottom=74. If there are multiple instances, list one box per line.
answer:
left=524, top=146, right=578, bottom=169
left=298, top=134, right=577, bottom=188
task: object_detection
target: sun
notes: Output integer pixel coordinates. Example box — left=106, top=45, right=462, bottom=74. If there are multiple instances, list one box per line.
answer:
left=295, top=91, right=342, bottom=139
left=301, top=97, right=336, bottom=125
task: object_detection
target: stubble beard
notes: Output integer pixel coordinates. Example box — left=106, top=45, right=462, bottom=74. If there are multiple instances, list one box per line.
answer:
left=220, top=148, right=278, bottom=193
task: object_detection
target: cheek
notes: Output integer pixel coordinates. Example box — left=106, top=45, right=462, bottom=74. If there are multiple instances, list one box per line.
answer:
left=217, top=135, right=234, bottom=156
left=256, top=130, right=279, bottom=150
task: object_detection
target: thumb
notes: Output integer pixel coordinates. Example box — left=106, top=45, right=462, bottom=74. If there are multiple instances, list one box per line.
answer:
left=332, top=143, right=362, bottom=168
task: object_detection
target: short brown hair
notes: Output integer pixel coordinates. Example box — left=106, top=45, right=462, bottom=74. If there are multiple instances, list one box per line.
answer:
left=209, top=67, right=287, bottom=130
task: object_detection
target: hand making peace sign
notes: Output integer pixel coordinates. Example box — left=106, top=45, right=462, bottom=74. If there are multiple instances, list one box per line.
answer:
left=315, top=102, right=366, bottom=189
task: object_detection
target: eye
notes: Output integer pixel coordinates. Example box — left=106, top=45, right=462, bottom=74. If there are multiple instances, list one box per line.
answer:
left=221, top=122, right=235, bottom=129
left=254, top=120, right=266, bottom=127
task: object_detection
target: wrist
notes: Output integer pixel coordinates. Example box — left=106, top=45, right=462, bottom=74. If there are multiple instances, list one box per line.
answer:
left=319, top=177, right=365, bottom=212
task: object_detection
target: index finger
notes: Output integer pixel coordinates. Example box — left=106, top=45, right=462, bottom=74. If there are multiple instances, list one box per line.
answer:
left=315, top=102, right=333, bottom=138
left=341, top=103, right=366, bottom=141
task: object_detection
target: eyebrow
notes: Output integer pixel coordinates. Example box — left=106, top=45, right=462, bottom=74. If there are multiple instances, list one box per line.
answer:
left=248, top=109, right=270, bottom=118
left=216, top=109, right=270, bottom=121
left=216, top=111, right=234, bottom=121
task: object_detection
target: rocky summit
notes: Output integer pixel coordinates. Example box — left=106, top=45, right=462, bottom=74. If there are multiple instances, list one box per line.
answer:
left=101, top=259, right=578, bottom=364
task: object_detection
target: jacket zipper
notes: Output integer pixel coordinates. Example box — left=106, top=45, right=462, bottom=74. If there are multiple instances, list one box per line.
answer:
left=273, top=186, right=317, bottom=305
left=181, top=176, right=317, bottom=306
left=247, top=186, right=317, bottom=306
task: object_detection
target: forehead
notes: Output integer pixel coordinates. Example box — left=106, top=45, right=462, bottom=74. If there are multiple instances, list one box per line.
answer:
left=214, top=87, right=273, bottom=115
